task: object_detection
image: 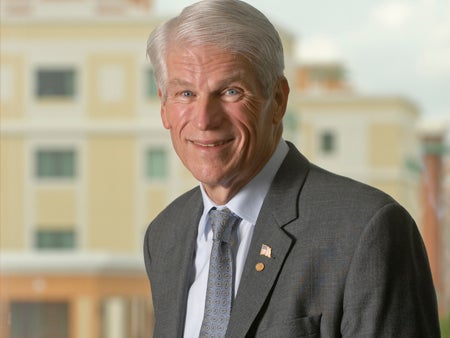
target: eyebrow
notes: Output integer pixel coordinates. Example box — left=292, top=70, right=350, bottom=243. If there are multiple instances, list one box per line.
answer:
left=218, top=74, right=246, bottom=87
left=167, top=74, right=246, bottom=89
left=167, top=78, right=192, bottom=88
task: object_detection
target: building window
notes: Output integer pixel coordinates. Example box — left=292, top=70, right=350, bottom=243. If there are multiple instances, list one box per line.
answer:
left=36, top=69, right=76, bottom=98
left=35, top=229, right=76, bottom=250
left=36, top=150, right=76, bottom=179
left=146, top=148, right=167, bottom=179
left=10, top=301, right=69, bottom=338
left=320, top=131, right=336, bottom=154
left=145, top=69, right=158, bottom=98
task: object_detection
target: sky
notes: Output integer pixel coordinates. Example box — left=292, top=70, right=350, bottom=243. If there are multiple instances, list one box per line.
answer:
left=154, top=0, right=450, bottom=121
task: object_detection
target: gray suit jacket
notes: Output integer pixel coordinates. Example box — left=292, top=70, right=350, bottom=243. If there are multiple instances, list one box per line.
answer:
left=143, top=142, right=440, bottom=337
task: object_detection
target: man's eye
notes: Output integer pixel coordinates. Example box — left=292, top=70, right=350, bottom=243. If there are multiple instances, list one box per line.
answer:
left=221, top=88, right=243, bottom=102
left=181, top=91, right=194, bottom=97
left=225, top=88, right=239, bottom=96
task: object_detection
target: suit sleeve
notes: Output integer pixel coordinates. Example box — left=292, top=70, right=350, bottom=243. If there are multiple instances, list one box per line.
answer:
left=143, top=224, right=152, bottom=277
left=341, top=203, right=440, bottom=337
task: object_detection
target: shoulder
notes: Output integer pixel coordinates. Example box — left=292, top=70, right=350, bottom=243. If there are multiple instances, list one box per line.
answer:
left=283, top=141, right=395, bottom=207
left=150, top=186, right=202, bottom=227
left=307, top=163, right=394, bottom=205
left=144, top=186, right=202, bottom=259
left=275, top=142, right=405, bottom=226
left=300, top=162, right=414, bottom=236
left=310, top=165, right=396, bottom=208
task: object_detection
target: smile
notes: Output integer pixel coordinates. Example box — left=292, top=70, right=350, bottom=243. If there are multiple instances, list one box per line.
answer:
left=191, top=139, right=232, bottom=147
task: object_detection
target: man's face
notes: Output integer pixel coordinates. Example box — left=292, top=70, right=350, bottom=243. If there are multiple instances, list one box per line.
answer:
left=159, top=45, right=288, bottom=203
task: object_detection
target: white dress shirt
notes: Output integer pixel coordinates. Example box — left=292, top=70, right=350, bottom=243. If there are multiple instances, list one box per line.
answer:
left=183, top=140, right=289, bottom=337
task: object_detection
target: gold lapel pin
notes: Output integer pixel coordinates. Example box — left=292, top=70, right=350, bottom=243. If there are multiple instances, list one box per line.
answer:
left=255, top=262, right=265, bottom=272
left=260, top=244, right=272, bottom=258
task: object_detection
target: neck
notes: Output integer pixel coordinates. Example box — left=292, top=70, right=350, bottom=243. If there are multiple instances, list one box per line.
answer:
left=202, top=181, right=245, bottom=206
left=203, top=138, right=282, bottom=205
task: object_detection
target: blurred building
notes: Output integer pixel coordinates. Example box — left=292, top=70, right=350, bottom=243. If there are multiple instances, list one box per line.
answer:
left=1, top=0, right=168, bottom=337
left=442, top=130, right=450, bottom=315
left=0, top=1, right=295, bottom=337
left=290, top=63, right=421, bottom=221
left=1, top=1, right=446, bottom=337
left=295, top=63, right=351, bottom=93
left=418, top=122, right=450, bottom=315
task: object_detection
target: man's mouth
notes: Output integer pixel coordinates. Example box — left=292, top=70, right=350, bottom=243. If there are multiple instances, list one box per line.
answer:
left=191, top=139, right=232, bottom=147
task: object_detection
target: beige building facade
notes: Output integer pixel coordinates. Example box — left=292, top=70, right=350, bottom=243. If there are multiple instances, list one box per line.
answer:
left=1, top=1, right=172, bottom=337
left=1, top=0, right=432, bottom=337
left=291, top=94, right=420, bottom=221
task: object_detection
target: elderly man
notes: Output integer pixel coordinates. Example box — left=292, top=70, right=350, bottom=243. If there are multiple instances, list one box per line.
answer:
left=143, top=0, right=440, bottom=337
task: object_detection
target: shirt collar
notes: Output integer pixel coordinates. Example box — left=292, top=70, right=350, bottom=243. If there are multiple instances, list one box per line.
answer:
left=199, top=139, right=289, bottom=235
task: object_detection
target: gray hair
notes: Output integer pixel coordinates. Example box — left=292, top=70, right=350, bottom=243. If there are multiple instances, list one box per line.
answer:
left=146, top=0, right=285, bottom=99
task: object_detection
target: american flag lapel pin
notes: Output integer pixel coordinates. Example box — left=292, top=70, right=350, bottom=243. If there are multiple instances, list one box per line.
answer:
left=260, top=244, right=272, bottom=258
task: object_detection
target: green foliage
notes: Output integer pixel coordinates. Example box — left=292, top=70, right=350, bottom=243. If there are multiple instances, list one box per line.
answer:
left=441, top=312, right=450, bottom=338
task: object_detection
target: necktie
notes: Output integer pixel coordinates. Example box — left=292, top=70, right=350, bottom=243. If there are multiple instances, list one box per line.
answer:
left=199, top=208, right=241, bottom=337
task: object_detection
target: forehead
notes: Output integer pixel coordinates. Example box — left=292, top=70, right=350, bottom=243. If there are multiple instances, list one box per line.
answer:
left=165, top=44, right=252, bottom=76
left=162, top=44, right=267, bottom=95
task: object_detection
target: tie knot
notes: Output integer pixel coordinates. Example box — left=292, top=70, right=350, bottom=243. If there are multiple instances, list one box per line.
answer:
left=209, top=208, right=240, bottom=243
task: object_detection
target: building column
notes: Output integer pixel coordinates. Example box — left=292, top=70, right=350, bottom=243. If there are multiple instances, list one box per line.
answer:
left=102, top=297, right=127, bottom=338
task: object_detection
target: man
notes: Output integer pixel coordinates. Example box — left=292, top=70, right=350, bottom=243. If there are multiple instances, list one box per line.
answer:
left=143, top=0, right=440, bottom=337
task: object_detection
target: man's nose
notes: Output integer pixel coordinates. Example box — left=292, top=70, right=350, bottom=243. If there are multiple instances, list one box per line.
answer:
left=194, top=96, right=223, bottom=130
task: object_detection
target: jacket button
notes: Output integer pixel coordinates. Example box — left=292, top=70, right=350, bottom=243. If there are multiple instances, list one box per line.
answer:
left=255, top=262, right=265, bottom=272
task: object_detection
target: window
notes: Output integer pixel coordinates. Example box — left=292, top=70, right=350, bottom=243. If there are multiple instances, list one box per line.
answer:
left=146, top=148, right=167, bottom=179
left=320, top=131, right=336, bottom=154
left=36, top=69, right=75, bottom=98
left=10, top=301, right=69, bottom=338
left=145, top=69, right=158, bottom=98
left=35, top=229, right=76, bottom=250
left=36, top=150, right=76, bottom=178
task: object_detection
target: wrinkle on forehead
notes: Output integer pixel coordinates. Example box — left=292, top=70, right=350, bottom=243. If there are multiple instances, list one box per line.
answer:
left=168, top=45, right=239, bottom=68
left=165, top=44, right=263, bottom=93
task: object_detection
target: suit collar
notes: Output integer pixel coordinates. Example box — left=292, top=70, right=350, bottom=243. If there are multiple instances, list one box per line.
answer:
left=199, top=140, right=289, bottom=225
left=265, top=142, right=310, bottom=227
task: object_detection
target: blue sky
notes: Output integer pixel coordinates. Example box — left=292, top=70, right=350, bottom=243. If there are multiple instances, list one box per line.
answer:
left=155, top=0, right=450, bottom=120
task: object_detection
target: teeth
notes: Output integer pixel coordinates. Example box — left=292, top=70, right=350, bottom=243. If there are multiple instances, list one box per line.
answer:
left=194, top=140, right=227, bottom=147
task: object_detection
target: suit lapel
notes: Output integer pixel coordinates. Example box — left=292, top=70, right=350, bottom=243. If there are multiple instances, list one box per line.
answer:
left=226, top=143, right=310, bottom=337
left=227, top=213, right=293, bottom=337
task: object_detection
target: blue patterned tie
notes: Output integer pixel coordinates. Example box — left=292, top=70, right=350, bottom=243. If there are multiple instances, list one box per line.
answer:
left=199, top=208, right=241, bottom=337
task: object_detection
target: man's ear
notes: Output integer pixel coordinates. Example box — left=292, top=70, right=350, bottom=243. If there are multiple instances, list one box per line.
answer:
left=272, top=76, right=290, bottom=124
left=159, top=88, right=170, bottom=129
